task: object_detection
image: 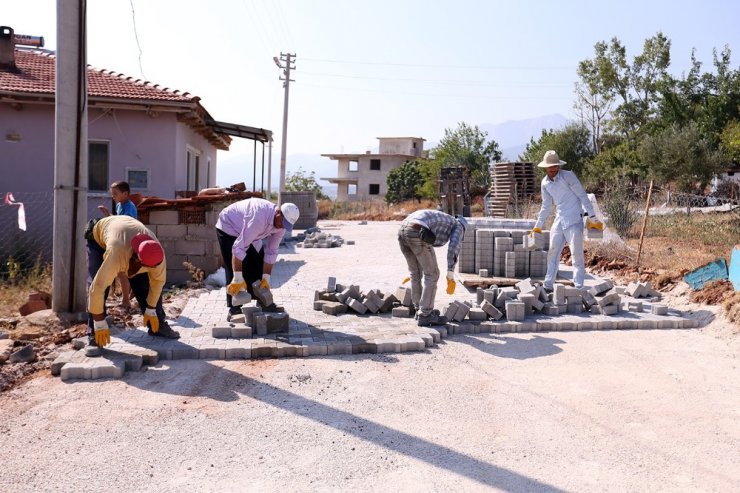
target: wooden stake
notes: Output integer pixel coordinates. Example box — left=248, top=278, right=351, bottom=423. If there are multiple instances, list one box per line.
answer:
left=636, top=180, right=654, bottom=266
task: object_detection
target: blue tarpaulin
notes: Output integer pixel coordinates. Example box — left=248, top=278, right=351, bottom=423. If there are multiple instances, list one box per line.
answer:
left=683, top=258, right=728, bottom=290
left=729, top=246, right=740, bottom=291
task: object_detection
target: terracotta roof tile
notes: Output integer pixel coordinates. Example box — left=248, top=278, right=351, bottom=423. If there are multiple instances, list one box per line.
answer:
left=0, top=49, right=196, bottom=104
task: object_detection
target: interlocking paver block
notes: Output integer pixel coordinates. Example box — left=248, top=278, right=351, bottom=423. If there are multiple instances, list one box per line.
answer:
left=327, top=277, right=337, bottom=292
left=250, top=280, right=274, bottom=307
left=394, top=286, right=412, bottom=306
left=313, top=300, right=327, bottom=311
left=597, top=292, right=621, bottom=308
left=589, top=280, right=614, bottom=296
left=627, top=301, right=644, bottom=313
left=392, top=306, right=412, bottom=318
left=467, top=308, right=487, bottom=321
left=379, top=294, right=398, bottom=313
left=212, top=325, right=232, bottom=338
left=553, top=284, right=566, bottom=305
left=347, top=298, right=368, bottom=314
left=651, top=303, right=668, bottom=315
left=254, top=313, right=290, bottom=335
left=230, top=326, right=253, bottom=339
left=241, top=305, right=263, bottom=326
left=505, top=300, right=525, bottom=321
left=322, top=302, right=348, bottom=316
left=480, top=300, right=503, bottom=320
left=453, top=301, right=470, bottom=322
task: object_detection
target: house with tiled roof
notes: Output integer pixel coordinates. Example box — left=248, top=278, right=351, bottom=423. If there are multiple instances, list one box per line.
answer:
left=0, top=32, right=232, bottom=221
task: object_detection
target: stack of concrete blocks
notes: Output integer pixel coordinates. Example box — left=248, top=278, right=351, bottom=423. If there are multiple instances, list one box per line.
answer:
left=587, top=280, right=620, bottom=315
left=504, top=251, right=516, bottom=278
left=564, top=287, right=584, bottom=314
left=529, top=250, right=548, bottom=278
left=391, top=286, right=414, bottom=318
left=513, top=244, right=530, bottom=278
left=475, top=229, right=495, bottom=276
left=458, top=226, right=476, bottom=274
left=495, top=236, right=514, bottom=277
left=299, top=231, right=344, bottom=249
left=456, top=218, right=536, bottom=275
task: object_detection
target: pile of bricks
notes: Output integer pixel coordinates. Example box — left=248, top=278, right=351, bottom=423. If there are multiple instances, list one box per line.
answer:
left=313, top=277, right=399, bottom=316
left=297, top=231, right=350, bottom=248
left=458, top=217, right=549, bottom=279
left=431, top=277, right=668, bottom=324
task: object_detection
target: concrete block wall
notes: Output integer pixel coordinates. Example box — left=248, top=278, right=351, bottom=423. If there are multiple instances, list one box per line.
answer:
left=145, top=201, right=235, bottom=285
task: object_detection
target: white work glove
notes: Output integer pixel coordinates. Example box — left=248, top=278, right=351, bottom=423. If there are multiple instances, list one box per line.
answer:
left=446, top=271, right=456, bottom=295
left=227, top=272, right=247, bottom=296
left=144, top=307, right=159, bottom=333
left=93, top=318, right=111, bottom=347
left=260, top=273, right=271, bottom=290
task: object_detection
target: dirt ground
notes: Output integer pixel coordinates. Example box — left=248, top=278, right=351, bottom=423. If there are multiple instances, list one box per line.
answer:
left=1, top=278, right=739, bottom=491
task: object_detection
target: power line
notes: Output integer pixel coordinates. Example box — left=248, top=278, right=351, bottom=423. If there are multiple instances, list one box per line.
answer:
left=299, top=70, right=573, bottom=87
left=297, top=82, right=572, bottom=100
left=128, top=0, right=146, bottom=79
left=301, top=57, right=575, bottom=71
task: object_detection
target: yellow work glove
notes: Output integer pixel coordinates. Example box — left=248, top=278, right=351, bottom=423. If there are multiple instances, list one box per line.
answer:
left=259, top=274, right=271, bottom=290
left=586, top=217, right=604, bottom=231
left=227, top=272, right=247, bottom=296
left=530, top=227, right=542, bottom=238
left=446, top=271, right=456, bottom=295
left=402, top=277, right=410, bottom=284
left=144, top=307, right=159, bottom=333
left=93, top=319, right=111, bottom=347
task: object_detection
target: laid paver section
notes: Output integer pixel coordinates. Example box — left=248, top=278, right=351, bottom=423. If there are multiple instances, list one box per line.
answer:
left=52, top=221, right=696, bottom=381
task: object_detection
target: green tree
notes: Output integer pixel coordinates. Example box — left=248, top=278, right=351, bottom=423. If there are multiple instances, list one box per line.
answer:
left=584, top=140, right=645, bottom=187
left=385, top=160, right=423, bottom=203
left=638, top=122, right=726, bottom=191
left=578, top=32, right=672, bottom=141
left=520, top=122, right=594, bottom=178
left=426, top=122, right=502, bottom=195
left=285, top=167, right=328, bottom=199
left=720, top=120, right=740, bottom=162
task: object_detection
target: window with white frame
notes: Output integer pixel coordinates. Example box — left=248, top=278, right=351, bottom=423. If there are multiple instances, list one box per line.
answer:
left=126, top=167, right=150, bottom=191
left=88, top=141, right=109, bottom=192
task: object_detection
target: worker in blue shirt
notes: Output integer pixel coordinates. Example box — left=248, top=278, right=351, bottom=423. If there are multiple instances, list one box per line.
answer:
left=398, top=209, right=467, bottom=326
left=531, top=150, right=603, bottom=290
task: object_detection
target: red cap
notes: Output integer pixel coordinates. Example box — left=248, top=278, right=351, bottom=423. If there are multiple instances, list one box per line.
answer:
left=131, top=233, right=164, bottom=267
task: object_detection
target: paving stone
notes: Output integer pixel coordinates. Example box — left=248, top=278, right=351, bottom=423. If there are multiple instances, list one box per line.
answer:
left=480, top=300, right=503, bottom=320
left=241, top=305, right=263, bottom=326
left=327, top=277, right=337, bottom=292
left=467, top=308, right=487, bottom=321
left=597, top=292, right=621, bottom=308
left=453, top=302, right=470, bottom=322
left=347, top=298, right=368, bottom=314
left=627, top=301, right=644, bottom=313
left=230, top=326, right=253, bottom=339
left=518, top=293, right=535, bottom=314
left=392, top=306, right=412, bottom=318
left=505, top=300, right=525, bottom=321
left=50, top=351, right=76, bottom=376
left=313, top=300, right=327, bottom=311
left=394, top=286, right=412, bottom=306
left=322, top=302, right=348, bottom=316
left=212, top=325, right=233, bottom=338
left=589, top=280, right=614, bottom=296
left=625, top=282, right=646, bottom=298
left=254, top=313, right=290, bottom=335
left=553, top=284, right=566, bottom=305
left=362, top=295, right=381, bottom=314
left=250, top=280, right=274, bottom=307
left=581, top=289, right=598, bottom=309
left=652, top=304, right=668, bottom=315
left=379, top=294, right=398, bottom=313
left=601, top=304, right=620, bottom=316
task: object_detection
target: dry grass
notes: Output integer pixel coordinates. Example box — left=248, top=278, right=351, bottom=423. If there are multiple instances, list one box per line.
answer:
left=318, top=199, right=438, bottom=221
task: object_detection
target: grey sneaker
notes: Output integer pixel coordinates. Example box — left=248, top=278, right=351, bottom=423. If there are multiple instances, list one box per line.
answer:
left=417, top=309, right=448, bottom=327
left=148, top=321, right=181, bottom=339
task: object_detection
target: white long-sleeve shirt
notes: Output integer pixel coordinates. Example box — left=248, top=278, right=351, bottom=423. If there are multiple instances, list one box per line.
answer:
left=535, top=169, right=595, bottom=230
left=215, top=198, right=284, bottom=264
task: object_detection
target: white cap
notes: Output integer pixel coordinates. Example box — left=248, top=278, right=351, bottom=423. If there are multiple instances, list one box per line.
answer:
left=280, top=202, right=300, bottom=227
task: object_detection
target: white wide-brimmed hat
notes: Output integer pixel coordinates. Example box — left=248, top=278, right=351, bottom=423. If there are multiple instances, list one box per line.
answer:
left=537, top=150, right=567, bottom=168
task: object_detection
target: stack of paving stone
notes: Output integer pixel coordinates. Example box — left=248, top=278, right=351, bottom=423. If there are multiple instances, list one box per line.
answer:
left=458, top=217, right=551, bottom=280
left=313, top=277, right=399, bottom=317
left=297, top=231, right=345, bottom=248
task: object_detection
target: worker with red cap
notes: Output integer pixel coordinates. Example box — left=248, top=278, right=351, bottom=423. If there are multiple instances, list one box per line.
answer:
left=85, top=215, right=179, bottom=356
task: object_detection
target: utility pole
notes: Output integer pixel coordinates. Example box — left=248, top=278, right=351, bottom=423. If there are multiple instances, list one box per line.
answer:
left=52, top=0, right=88, bottom=317
left=267, top=139, right=273, bottom=200
left=273, top=52, right=295, bottom=205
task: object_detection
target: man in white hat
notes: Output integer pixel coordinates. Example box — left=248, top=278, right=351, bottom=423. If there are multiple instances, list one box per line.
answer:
left=216, top=198, right=300, bottom=318
left=531, top=150, right=603, bottom=291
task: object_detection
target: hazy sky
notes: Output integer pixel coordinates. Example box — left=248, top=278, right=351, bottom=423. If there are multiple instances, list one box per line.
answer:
left=5, top=0, right=740, bottom=186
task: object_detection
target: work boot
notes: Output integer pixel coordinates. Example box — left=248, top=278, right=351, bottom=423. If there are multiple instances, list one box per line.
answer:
left=417, top=309, right=448, bottom=327
left=84, top=337, right=102, bottom=357
left=148, top=321, right=181, bottom=339
left=260, top=302, right=284, bottom=313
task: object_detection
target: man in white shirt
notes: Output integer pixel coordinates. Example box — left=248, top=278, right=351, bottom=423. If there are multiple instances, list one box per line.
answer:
left=531, top=150, right=603, bottom=290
